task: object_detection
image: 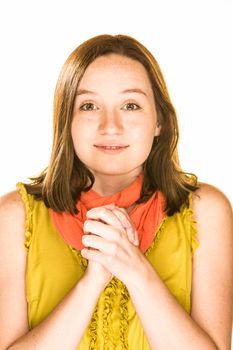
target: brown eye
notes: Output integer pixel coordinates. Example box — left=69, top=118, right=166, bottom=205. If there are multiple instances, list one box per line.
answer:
left=123, top=103, right=140, bottom=111
left=80, top=103, right=97, bottom=111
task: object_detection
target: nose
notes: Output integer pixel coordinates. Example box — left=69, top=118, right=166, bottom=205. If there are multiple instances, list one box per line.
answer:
left=98, top=110, right=124, bottom=135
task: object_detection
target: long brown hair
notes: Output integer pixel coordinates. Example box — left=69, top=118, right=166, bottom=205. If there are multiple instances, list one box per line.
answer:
left=24, top=33, right=199, bottom=216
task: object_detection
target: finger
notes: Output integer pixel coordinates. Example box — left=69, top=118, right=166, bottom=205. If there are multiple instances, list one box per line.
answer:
left=86, top=206, right=125, bottom=230
left=86, top=205, right=139, bottom=246
left=81, top=247, right=107, bottom=266
left=111, top=207, right=139, bottom=245
left=84, top=219, right=124, bottom=242
left=81, top=246, right=117, bottom=272
left=111, top=208, right=135, bottom=243
left=82, top=234, right=119, bottom=255
left=111, top=207, right=132, bottom=228
left=102, top=204, right=116, bottom=210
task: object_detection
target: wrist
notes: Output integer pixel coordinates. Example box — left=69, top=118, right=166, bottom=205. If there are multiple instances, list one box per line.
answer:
left=125, top=259, right=156, bottom=292
left=80, top=273, right=109, bottom=292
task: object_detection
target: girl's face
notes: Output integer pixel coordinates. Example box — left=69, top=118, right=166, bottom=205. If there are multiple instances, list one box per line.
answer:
left=71, top=54, right=161, bottom=179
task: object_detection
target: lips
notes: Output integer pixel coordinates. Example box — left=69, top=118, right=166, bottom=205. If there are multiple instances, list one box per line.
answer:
left=94, top=145, right=128, bottom=150
left=94, top=143, right=129, bottom=154
left=94, top=143, right=129, bottom=147
left=94, top=143, right=129, bottom=149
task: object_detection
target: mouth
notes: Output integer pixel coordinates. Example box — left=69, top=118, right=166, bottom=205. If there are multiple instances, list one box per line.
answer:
left=94, top=142, right=129, bottom=146
left=94, top=144, right=129, bottom=154
left=94, top=145, right=129, bottom=149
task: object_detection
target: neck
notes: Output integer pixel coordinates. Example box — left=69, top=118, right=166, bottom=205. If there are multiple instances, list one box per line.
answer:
left=91, top=171, right=142, bottom=197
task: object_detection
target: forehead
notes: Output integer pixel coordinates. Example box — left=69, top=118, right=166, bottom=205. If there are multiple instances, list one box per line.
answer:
left=79, top=54, right=152, bottom=89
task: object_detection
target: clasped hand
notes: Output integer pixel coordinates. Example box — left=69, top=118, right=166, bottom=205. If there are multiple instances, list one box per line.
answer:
left=81, top=204, right=150, bottom=287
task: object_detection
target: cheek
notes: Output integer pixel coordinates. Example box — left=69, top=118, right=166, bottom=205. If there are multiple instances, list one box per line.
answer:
left=71, top=118, right=98, bottom=164
left=71, top=118, right=91, bottom=143
left=71, top=120, right=85, bottom=156
left=131, top=123, right=155, bottom=142
left=131, top=125, right=155, bottom=155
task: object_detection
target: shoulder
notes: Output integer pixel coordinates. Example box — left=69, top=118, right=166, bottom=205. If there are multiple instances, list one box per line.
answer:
left=190, top=183, right=233, bottom=347
left=0, top=190, right=26, bottom=247
left=192, top=182, right=233, bottom=244
left=0, top=189, right=25, bottom=222
left=191, top=181, right=233, bottom=267
left=192, top=182, right=233, bottom=228
left=0, top=191, right=29, bottom=346
left=193, top=181, right=232, bottom=206
left=0, top=190, right=27, bottom=288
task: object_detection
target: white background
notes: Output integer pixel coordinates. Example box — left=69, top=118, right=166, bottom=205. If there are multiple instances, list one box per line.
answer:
left=0, top=0, right=232, bottom=205
left=0, top=0, right=232, bottom=345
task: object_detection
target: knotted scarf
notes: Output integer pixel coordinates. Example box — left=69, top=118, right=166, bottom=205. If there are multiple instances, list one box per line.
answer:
left=49, top=173, right=167, bottom=253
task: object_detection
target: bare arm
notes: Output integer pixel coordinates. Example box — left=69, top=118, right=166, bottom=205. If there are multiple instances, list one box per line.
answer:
left=8, top=276, right=102, bottom=350
left=125, top=184, right=233, bottom=349
left=0, top=191, right=105, bottom=350
left=191, top=184, right=233, bottom=349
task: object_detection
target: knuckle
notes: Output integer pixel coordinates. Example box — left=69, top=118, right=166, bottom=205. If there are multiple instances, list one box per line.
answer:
left=100, top=207, right=108, bottom=215
left=103, top=203, right=115, bottom=209
left=106, top=255, right=114, bottom=265
left=114, top=230, right=124, bottom=243
left=110, top=242, right=118, bottom=256
left=113, top=208, right=125, bottom=219
left=86, top=208, right=96, bottom=217
left=92, top=207, right=108, bottom=220
left=117, top=207, right=128, bottom=215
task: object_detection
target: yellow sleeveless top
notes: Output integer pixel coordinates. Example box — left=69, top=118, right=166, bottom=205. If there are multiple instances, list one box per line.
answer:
left=17, top=183, right=199, bottom=350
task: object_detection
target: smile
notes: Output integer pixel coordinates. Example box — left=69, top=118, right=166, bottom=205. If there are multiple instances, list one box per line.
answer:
left=94, top=145, right=129, bottom=154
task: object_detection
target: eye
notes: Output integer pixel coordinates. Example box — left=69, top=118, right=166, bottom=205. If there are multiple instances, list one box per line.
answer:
left=123, top=103, right=140, bottom=111
left=79, top=103, right=98, bottom=111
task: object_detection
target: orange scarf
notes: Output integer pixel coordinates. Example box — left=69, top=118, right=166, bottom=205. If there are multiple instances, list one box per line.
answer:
left=49, top=173, right=167, bottom=253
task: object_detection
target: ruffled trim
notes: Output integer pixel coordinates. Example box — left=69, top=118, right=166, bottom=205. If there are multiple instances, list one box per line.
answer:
left=88, top=303, right=99, bottom=349
left=186, top=192, right=199, bottom=254
left=72, top=248, right=88, bottom=271
left=102, top=277, right=119, bottom=348
left=84, top=213, right=170, bottom=349
left=86, top=277, right=129, bottom=349
left=118, top=279, right=130, bottom=349
left=71, top=250, right=99, bottom=349
left=181, top=192, right=199, bottom=254
left=16, top=182, right=33, bottom=251
left=144, top=215, right=169, bottom=257
left=77, top=191, right=199, bottom=348
left=145, top=191, right=199, bottom=257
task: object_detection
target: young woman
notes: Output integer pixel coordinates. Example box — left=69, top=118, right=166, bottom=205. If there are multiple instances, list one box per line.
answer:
left=0, top=34, right=232, bottom=350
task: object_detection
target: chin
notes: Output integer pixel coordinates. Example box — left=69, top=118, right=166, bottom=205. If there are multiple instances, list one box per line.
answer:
left=94, top=168, right=129, bottom=176
left=90, top=164, right=142, bottom=177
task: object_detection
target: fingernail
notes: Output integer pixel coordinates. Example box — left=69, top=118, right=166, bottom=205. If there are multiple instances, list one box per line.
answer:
left=81, top=249, right=87, bottom=256
left=105, top=204, right=115, bottom=209
left=133, top=240, right=139, bottom=246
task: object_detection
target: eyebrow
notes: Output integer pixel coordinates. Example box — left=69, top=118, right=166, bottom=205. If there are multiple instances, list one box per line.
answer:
left=76, top=88, right=148, bottom=97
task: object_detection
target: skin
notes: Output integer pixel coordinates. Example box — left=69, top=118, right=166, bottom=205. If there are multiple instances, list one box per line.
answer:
left=71, top=54, right=161, bottom=196
left=75, top=54, right=233, bottom=348
left=72, top=53, right=161, bottom=287
left=80, top=184, right=233, bottom=349
left=0, top=54, right=232, bottom=349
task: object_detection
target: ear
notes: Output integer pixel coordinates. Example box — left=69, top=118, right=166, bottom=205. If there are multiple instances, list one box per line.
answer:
left=154, top=123, right=161, bottom=137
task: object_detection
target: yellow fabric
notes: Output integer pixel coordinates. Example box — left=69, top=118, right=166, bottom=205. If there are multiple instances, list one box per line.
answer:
left=17, top=182, right=199, bottom=350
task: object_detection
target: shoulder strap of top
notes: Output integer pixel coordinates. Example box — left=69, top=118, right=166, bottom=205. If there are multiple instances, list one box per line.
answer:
left=183, top=191, right=199, bottom=254
left=16, top=182, right=34, bottom=251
